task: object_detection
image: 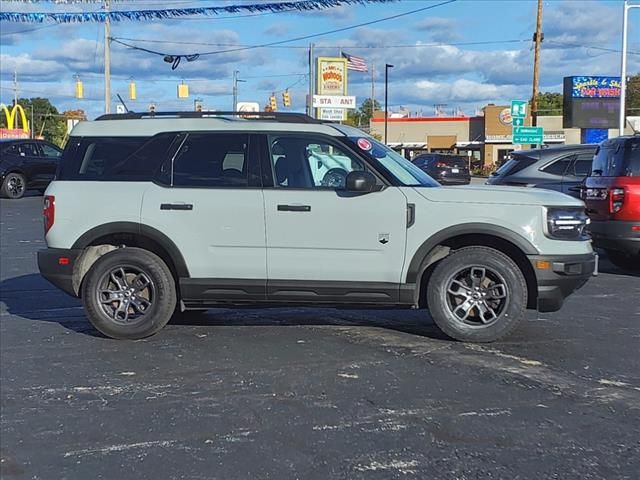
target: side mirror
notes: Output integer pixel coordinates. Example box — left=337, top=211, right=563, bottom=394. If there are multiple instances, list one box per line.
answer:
left=345, top=171, right=376, bottom=193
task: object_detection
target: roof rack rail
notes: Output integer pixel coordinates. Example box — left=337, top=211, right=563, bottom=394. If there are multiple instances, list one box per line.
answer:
left=94, top=111, right=323, bottom=124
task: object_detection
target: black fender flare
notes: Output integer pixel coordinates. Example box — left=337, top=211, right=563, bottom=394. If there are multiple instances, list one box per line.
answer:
left=71, top=221, right=190, bottom=277
left=405, top=223, right=539, bottom=284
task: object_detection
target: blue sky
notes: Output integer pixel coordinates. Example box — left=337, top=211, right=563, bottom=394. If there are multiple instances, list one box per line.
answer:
left=1, top=0, right=638, bottom=119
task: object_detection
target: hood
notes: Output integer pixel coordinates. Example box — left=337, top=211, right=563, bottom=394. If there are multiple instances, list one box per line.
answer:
left=415, top=184, right=585, bottom=207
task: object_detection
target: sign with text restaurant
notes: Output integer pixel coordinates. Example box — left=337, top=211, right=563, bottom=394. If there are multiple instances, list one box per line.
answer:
left=316, top=57, right=349, bottom=121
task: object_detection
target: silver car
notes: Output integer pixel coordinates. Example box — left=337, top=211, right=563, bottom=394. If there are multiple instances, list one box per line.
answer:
left=486, top=144, right=596, bottom=198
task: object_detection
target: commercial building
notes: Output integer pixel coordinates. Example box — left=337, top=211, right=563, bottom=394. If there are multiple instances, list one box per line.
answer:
left=370, top=104, right=628, bottom=170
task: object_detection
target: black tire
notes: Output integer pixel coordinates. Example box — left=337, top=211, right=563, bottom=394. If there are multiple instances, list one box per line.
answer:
left=81, top=247, right=177, bottom=340
left=1, top=172, right=26, bottom=199
left=605, top=249, right=640, bottom=273
left=426, top=246, right=527, bottom=343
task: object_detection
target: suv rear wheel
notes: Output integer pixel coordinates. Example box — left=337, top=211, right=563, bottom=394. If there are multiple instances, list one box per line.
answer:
left=81, top=247, right=177, bottom=339
left=427, top=246, right=527, bottom=342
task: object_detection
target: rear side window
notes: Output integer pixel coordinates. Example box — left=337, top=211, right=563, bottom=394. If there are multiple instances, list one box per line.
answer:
left=494, top=155, right=536, bottom=177
left=58, top=135, right=175, bottom=181
left=171, top=133, right=249, bottom=187
left=571, top=153, right=594, bottom=177
left=592, top=140, right=639, bottom=177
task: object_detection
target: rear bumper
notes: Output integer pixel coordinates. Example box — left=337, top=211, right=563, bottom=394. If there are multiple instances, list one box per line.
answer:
left=37, top=248, right=83, bottom=297
left=590, top=220, right=640, bottom=256
left=529, top=252, right=597, bottom=313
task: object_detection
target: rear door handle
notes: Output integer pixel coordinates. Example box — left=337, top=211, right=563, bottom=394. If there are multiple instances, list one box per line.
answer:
left=160, top=203, right=193, bottom=211
left=277, top=204, right=311, bottom=212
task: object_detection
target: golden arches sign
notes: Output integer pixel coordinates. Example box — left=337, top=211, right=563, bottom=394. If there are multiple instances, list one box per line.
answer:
left=0, top=103, right=29, bottom=132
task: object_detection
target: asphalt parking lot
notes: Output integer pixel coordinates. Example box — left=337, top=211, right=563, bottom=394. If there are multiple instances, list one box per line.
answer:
left=1, top=193, right=639, bottom=480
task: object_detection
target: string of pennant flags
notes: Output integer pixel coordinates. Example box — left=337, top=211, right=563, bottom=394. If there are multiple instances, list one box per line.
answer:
left=0, top=0, right=395, bottom=23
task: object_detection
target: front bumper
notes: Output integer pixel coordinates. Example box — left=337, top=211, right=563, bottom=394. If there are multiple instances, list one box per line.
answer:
left=38, top=248, right=83, bottom=297
left=590, top=220, right=640, bottom=256
left=529, top=252, right=597, bottom=313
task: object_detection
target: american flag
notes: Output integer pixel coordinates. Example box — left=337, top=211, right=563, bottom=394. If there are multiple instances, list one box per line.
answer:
left=341, top=52, right=368, bottom=72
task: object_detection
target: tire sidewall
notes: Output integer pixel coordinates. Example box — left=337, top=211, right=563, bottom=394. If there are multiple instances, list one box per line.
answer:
left=82, top=248, right=176, bottom=340
left=427, top=247, right=527, bottom=342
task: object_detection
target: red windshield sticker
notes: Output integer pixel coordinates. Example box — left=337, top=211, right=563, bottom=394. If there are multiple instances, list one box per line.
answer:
left=357, top=138, right=372, bottom=151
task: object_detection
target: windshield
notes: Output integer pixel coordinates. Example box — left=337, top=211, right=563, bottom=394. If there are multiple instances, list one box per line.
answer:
left=347, top=136, right=440, bottom=187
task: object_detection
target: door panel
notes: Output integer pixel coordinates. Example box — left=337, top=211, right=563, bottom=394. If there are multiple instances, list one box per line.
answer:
left=261, top=134, right=408, bottom=290
left=142, top=184, right=266, bottom=279
left=140, top=132, right=266, bottom=281
left=263, top=188, right=408, bottom=284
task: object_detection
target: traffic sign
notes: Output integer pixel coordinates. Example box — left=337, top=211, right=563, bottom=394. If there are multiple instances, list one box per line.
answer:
left=510, top=100, right=527, bottom=118
left=512, top=117, right=524, bottom=127
left=512, top=126, right=544, bottom=144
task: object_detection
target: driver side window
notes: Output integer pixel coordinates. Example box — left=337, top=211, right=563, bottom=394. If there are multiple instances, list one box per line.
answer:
left=269, top=136, right=364, bottom=189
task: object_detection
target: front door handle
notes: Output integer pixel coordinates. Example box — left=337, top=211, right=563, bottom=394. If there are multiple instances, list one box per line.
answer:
left=160, top=203, right=193, bottom=211
left=277, top=204, right=311, bottom=212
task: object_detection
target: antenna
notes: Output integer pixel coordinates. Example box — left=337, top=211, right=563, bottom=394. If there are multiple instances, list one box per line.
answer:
left=116, top=94, right=130, bottom=113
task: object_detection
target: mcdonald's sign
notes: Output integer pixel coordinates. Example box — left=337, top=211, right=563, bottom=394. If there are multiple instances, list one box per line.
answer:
left=0, top=103, right=30, bottom=139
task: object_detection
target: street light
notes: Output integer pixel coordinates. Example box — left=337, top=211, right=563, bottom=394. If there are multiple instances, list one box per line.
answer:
left=619, top=0, right=640, bottom=135
left=232, top=70, right=246, bottom=112
left=384, top=63, right=394, bottom=145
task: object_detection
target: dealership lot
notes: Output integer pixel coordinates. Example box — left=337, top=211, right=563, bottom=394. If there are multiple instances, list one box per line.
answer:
left=1, top=195, right=639, bottom=480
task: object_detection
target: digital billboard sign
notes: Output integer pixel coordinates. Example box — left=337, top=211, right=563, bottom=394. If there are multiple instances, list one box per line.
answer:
left=563, top=76, right=621, bottom=129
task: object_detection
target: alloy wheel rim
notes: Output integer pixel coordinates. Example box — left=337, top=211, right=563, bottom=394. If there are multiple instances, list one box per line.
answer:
left=96, top=265, right=155, bottom=325
left=443, top=265, right=509, bottom=327
left=8, top=176, right=24, bottom=197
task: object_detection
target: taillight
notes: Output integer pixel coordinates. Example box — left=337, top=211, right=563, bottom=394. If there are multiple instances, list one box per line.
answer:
left=609, top=187, right=625, bottom=214
left=44, top=195, right=55, bottom=234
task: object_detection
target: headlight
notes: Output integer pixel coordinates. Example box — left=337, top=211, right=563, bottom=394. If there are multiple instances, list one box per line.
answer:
left=545, top=207, right=591, bottom=241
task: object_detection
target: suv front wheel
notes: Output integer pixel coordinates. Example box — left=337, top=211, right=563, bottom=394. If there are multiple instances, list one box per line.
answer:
left=81, top=247, right=177, bottom=339
left=427, top=246, right=527, bottom=342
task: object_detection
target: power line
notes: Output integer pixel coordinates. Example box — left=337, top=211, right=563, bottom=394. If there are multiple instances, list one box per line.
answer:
left=110, top=37, right=528, bottom=49
left=109, top=0, right=458, bottom=63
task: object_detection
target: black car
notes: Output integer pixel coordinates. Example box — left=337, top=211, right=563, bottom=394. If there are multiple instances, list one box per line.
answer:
left=0, top=139, right=62, bottom=199
left=486, top=144, right=596, bottom=198
left=412, top=153, right=471, bottom=185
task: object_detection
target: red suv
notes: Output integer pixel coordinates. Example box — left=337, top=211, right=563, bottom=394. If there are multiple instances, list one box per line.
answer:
left=582, top=135, right=640, bottom=272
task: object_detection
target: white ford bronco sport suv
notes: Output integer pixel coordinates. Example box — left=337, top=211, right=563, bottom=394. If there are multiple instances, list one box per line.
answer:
left=38, top=112, right=596, bottom=342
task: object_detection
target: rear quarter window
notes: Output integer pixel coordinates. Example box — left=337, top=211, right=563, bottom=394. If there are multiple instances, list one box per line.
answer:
left=58, top=134, right=177, bottom=181
left=494, top=155, right=536, bottom=177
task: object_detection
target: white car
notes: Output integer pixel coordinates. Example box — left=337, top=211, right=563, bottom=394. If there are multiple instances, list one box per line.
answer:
left=38, top=112, right=596, bottom=342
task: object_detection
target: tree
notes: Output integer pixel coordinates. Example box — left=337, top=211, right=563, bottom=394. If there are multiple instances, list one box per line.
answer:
left=626, top=73, right=640, bottom=118
left=0, top=97, right=67, bottom=146
left=344, top=98, right=382, bottom=127
left=534, top=92, right=563, bottom=115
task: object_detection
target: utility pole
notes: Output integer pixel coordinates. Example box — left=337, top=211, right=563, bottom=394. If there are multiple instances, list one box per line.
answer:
left=384, top=63, right=393, bottom=145
left=13, top=71, right=18, bottom=106
left=371, top=64, right=375, bottom=110
left=232, top=70, right=238, bottom=111
left=619, top=1, right=639, bottom=135
left=531, top=0, right=543, bottom=127
left=308, top=43, right=315, bottom=118
left=104, top=0, right=111, bottom=114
